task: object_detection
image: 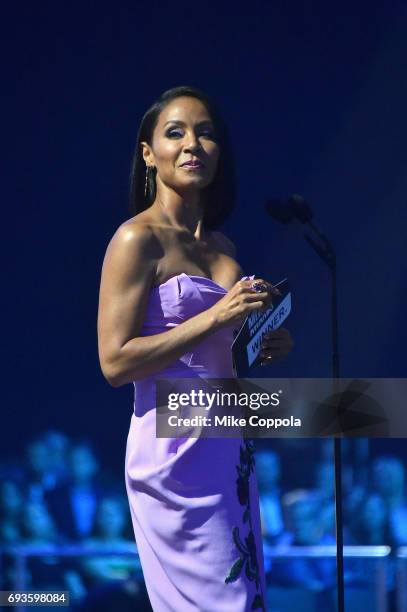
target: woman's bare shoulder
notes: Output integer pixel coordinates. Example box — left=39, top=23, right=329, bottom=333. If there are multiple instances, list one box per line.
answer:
left=108, top=213, right=162, bottom=259
left=97, top=217, right=161, bottom=293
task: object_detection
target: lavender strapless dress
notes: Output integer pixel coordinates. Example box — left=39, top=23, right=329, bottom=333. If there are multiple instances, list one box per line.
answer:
left=125, top=273, right=267, bottom=611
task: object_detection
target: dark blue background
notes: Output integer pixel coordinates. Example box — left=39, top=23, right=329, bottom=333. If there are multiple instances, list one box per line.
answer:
left=3, top=1, right=407, bottom=469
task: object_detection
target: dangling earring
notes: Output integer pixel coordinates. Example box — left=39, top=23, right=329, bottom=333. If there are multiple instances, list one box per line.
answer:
left=144, top=166, right=150, bottom=197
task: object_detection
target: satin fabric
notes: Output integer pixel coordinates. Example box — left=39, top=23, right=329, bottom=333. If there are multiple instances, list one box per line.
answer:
left=125, top=274, right=267, bottom=611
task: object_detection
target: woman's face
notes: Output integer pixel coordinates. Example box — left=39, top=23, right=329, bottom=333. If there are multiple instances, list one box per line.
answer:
left=143, top=96, right=220, bottom=195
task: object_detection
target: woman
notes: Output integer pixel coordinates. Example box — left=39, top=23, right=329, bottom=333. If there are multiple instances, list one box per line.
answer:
left=97, top=86, right=293, bottom=611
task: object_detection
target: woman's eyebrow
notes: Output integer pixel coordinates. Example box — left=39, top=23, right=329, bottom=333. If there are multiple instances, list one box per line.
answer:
left=163, top=119, right=213, bottom=127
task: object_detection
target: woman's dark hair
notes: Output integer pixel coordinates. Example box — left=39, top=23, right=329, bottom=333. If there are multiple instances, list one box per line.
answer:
left=129, top=85, right=236, bottom=229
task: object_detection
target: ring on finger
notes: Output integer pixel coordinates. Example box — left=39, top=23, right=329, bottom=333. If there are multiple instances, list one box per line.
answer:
left=251, top=281, right=268, bottom=293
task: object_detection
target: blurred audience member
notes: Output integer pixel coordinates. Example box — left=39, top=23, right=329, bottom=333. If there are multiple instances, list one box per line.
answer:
left=344, top=492, right=396, bottom=597
left=45, top=440, right=104, bottom=541
left=314, top=460, right=334, bottom=503
left=256, top=449, right=284, bottom=544
left=25, top=436, right=58, bottom=502
left=20, top=500, right=86, bottom=603
left=0, top=479, right=25, bottom=589
left=341, top=463, right=366, bottom=528
left=347, top=493, right=391, bottom=545
left=371, top=456, right=407, bottom=545
left=82, top=495, right=138, bottom=579
left=0, top=480, right=24, bottom=544
left=21, top=500, right=60, bottom=546
left=272, top=489, right=336, bottom=592
left=78, top=495, right=150, bottom=611
left=314, top=460, right=336, bottom=538
left=43, top=430, right=70, bottom=486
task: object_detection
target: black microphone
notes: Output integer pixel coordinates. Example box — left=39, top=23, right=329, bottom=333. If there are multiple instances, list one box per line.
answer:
left=265, top=194, right=335, bottom=268
left=264, top=194, right=313, bottom=224
left=289, top=194, right=313, bottom=224
left=264, top=198, right=295, bottom=224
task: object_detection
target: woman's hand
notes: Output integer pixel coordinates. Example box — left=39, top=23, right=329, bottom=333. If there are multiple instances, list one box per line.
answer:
left=209, top=278, right=280, bottom=329
left=259, top=327, right=294, bottom=365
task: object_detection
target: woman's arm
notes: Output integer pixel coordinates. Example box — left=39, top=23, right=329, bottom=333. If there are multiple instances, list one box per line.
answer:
left=97, top=223, right=273, bottom=387
left=97, top=222, right=222, bottom=386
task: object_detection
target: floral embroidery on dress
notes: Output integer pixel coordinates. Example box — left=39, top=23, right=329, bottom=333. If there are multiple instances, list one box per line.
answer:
left=225, top=440, right=266, bottom=611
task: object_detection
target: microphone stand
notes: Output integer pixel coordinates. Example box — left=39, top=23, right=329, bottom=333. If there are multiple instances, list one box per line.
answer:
left=303, top=222, right=344, bottom=612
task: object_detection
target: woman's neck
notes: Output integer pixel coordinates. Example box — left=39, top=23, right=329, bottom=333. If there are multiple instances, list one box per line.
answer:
left=151, top=191, right=206, bottom=239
